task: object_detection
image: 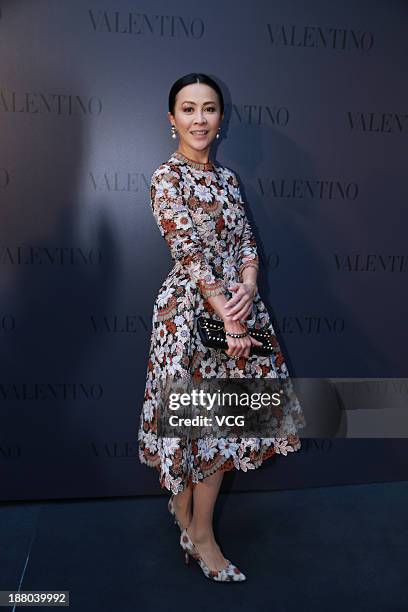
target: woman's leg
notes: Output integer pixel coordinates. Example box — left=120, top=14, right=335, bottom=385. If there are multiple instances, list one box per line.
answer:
left=187, top=470, right=229, bottom=571
left=173, top=480, right=193, bottom=528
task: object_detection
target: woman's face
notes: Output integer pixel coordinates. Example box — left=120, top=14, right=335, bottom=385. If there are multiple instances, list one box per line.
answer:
left=168, top=83, right=223, bottom=153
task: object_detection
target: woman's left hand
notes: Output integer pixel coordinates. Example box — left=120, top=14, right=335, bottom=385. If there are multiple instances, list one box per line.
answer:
left=224, top=282, right=257, bottom=322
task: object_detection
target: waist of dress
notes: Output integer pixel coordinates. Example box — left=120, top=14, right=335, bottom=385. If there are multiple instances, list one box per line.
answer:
left=171, top=259, right=239, bottom=277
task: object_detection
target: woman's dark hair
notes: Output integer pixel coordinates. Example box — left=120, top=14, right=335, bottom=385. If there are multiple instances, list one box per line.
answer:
left=168, top=73, right=224, bottom=116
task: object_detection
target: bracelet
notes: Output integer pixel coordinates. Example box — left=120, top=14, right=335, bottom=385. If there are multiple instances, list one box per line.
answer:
left=225, top=330, right=249, bottom=338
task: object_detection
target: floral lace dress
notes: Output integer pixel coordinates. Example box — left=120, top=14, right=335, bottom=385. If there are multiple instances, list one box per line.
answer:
left=138, top=150, right=305, bottom=495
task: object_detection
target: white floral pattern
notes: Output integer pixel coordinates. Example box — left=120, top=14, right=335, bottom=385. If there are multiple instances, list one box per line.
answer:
left=138, top=151, right=306, bottom=494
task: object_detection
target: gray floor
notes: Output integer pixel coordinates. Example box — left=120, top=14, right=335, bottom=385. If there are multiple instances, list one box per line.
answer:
left=1, top=481, right=408, bottom=611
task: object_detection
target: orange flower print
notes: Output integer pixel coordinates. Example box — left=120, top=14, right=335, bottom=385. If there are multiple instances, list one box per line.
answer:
left=165, top=320, right=177, bottom=334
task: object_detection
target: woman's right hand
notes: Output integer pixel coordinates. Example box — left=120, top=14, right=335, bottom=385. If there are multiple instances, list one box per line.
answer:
left=223, top=318, right=263, bottom=359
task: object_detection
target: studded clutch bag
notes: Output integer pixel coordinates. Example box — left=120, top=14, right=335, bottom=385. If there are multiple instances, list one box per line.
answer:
left=196, top=315, right=274, bottom=356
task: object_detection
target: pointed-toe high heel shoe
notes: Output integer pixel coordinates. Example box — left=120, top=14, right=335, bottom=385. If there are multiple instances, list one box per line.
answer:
left=179, top=527, right=246, bottom=582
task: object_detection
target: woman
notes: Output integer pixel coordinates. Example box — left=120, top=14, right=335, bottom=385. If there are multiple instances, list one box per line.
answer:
left=138, top=73, right=305, bottom=582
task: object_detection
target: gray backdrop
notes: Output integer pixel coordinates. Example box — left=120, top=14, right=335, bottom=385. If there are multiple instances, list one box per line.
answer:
left=1, top=0, right=407, bottom=501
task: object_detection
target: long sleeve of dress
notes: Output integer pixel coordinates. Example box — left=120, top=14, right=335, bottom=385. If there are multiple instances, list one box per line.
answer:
left=150, top=167, right=228, bottom=299
left=232, top=173, right=260, bottom=281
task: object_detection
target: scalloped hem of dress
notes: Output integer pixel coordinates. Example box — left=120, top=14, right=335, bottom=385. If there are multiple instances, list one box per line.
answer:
left=139, top=438, right=301, bottom=495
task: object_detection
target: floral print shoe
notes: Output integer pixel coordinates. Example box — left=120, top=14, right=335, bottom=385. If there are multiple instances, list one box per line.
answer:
left=179, top=527, right=246, bottom=582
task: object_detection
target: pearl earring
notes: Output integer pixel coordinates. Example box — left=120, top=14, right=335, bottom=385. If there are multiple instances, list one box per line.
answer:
left=171, top=125, right=177, bottom=139
left=216, top=127, right=221, bottom=139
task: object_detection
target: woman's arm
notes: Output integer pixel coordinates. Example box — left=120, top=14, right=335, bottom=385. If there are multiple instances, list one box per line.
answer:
left=240, top=264, right=258, bottom=293
left=210, top=173, right=263, bottom=357
left=220, top=172, right=260, bottom=322
left=234, top=174, right=260, bottom=283
left=151, top=166, right=228, bottom=301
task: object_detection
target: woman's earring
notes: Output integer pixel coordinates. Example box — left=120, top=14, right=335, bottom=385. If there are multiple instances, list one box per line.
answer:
left=216, top=127, right=221, bottom=139
left=171, top=125, right=177, bottom=139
